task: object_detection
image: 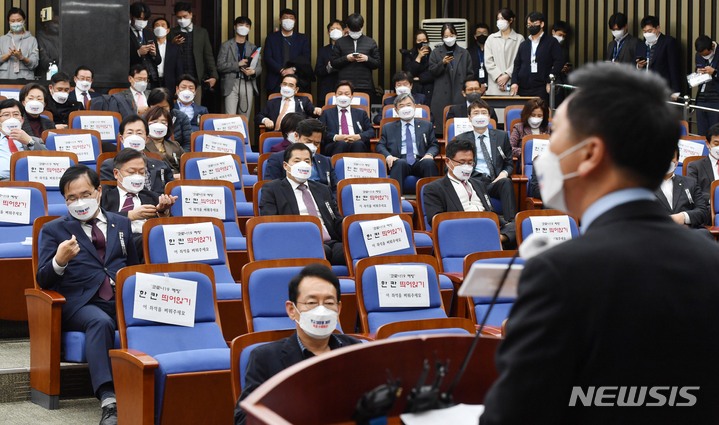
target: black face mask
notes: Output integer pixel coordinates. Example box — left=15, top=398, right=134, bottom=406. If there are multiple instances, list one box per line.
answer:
left=465, top=93, right=482, bottom=103
left=476, top=34, right=488, bottom=45
left=528, top=25, right=542, bottom=36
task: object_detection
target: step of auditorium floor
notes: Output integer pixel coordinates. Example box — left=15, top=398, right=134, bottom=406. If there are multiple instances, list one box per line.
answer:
left=0, top=321, right=98, bottom=424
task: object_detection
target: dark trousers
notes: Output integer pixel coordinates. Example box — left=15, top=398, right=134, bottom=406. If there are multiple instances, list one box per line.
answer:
left=62, top=297, right=116, bottom=398
left=696, top=99, right=719, bottom=137
left=389, top=157, right=439, bottom=193
left=324, top=139, right=370, bottom=156
left=480, top=175, right=517, bottom=222
left=518, top=84, right=549, bottom=101
left=324, top=240, right=346, bottom=266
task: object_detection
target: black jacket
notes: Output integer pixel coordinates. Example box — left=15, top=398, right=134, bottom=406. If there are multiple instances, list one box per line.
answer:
left=330, top=35, right=381, bottom=92
left=511, top=32, right=563, bottom=94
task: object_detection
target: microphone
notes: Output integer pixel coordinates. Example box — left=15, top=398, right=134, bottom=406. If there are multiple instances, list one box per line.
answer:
left=518, top=233, right=561, bottom=260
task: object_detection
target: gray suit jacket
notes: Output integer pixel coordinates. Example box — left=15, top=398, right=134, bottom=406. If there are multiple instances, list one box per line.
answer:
left=453, top=128, right=514, bottom=178
left=217, top=38, right=262, bottom=97
left=376, top=119, right=440, bottom=159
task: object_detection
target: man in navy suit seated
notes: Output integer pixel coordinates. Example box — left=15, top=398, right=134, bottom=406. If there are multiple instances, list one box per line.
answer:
left=255, top=74, right=321, bottom=131
left=233, top=263, right=360, bottom=425
left=319, top=80, right=374, bottom=156
left=68, top=65, right=101, bottom=110
left=376, top=93, right=440, bottom=192
left=36, top=165, right=140, bottom=425
left=173, top=74, right=208, bottom=132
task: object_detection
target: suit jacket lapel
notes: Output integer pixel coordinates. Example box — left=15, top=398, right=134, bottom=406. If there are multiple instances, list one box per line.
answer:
left=415, top=121, right=425, bottom=156
left=279, top=179, right=300, bottom=215
left=441, top=177, right=464, bottom=212
left=66, top=216, right=102, bottom=264
left=469, top=179, right=493, bottom=211
left=655, top=188, right=671, bottom=211
left=672, top=178, right=684, bottom=211
left=104, top=211, right=119, bottom=260
left=703, top=158, right=714, bottom=183
left=280, top=334, right=303, bottom=368
left=488, top=130, right=500, bottom=171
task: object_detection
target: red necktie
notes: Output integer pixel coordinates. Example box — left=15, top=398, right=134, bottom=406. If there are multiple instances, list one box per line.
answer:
left=89, top=219, right=114, bottom=300
left=121, top=193, right=134, bottom=212
left=7, top=137, right=18, bottom=153
left=340, top=109, right=349, bottom=134
left=82, top=92, right=90, bottom=110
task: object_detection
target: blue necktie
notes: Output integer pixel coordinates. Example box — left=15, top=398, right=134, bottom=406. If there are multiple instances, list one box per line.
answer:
left=405, top=123, right=415, bottom=165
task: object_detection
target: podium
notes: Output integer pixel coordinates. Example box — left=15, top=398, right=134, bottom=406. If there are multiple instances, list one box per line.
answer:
left=242, top=334, right=500, bottom=424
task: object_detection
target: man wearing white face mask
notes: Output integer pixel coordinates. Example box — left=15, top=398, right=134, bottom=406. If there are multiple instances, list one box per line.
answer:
left=263, top=8, right=311, bottom=94
left=37, top=166, right=139, bottom=425
left=114, top=64, right=152, bottom=117
left=173, top=74, right=209, bottom=131
left=47, top=72, right=82, bottom=128
left=635, top=15, right=682, bottom=97
left=218, top=16, right=261, bottom=118
left=687, top=123, right=719, bottom=201
left=152, top=17, right=182, bottom=92
left=377, top=93, right=439, bottom=193
left=694, top=35, right=719, bottom=136
left=69, top=65, right=100, bottom=110
left=605, top=13, right=639, bottom=64
left=320, top=80, right=374, bottom=155
left=0, top=99, right=46, bottom=180
left=330, top=13, right=381, bottom=100
left=128, top=2, right=160, bottom=86
left=255, top=74, right=319, bottom=130
left=315, top=20, right=347, bottom=106
left=260, top=143, right=345, bottom=265
left=233, top=264, right=360, bottom=425
left=481, top=63, right=719, bottom=425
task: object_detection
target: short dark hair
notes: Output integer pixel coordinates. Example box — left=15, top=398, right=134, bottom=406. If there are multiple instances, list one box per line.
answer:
left=498, top=8, right=515, bottom=22
left=59, top=165, right=100, bottom=197
left=566, top=62, right=679, bottom=190
left=281, top=74, right=299, bottom=86
left=50, top=72, right=71, bottom=85
left=129, top=2, right=151, bottom=19
left=129, top=64, right=148, bottom=77
left=296, top=119, right=325, bottom=138
left=153, top=17, right=169, bottom=28
left=280, top=112, right=304, bottom=139
left=174, top=2, right=192, bottom=14
left=279, top=8, right=296, bottom=19
left=463, top=77, right=481, bottom=91
left=177, top=74, right=198, bottom=89
left=288, top=263, right=341, bottom=304
left=147, top=87, right=172, bottom=106
left=446, top=139, right=476, bottom=161
left=114, top=148, right=146, bottom=170
left=695, top=35, right=714, bottom=53
left=327, top=19, right=345, bottom=31
left=467, top=100, right=491, bottom=115
left=640, top=15, right=660, bottom=28
left=7, top=7, right=26, bottom=21
left=19, top=83, right=49, bottom=104
left=414, top=29, right=429, bottom=41
left=706, top=123, right=719, bottom=142
left=120, top=114, right=149, bottom=134
left=0, top=98, right=24, bottom=115
left=144, top=105, right=173, bottom=137
left=335, top=80, right=354, bottom=93
left=392, top=71, right=413, bottom=85
left=552, top=21, right=570, bottom=34
left=527, top=12, right=545, bottom=23
left=234, top=16, right=252, bottom=26
left=74, top=65, right=93, bottom=78
left=283, top=143, right=312, bottom=163
left=608, top=12, right=628, bottom=29
left=346, top=13, right=364, bottom=32
left=520, top=98, right=549, bottom=129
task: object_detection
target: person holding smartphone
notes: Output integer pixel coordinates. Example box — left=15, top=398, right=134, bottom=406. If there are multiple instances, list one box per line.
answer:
left=129, top=2, right=160, bottom=86
left=694, top=35, right=719, bottom=136
left=401, top=29, right=435, bottom=105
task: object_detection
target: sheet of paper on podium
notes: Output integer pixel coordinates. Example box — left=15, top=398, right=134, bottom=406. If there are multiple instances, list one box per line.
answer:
left=458, top=262, right=523, bottom=298
left=400, top=403, right=485, bottom=425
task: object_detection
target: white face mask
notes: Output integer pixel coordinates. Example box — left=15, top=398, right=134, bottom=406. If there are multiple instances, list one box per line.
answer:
left=178, top=89, right=195, bottom=103
left=395, top=86, right=411, bottom=96
left=153, top=27, right=167, bottom=38
left=76, top=80, right=92, bottom=92
left=133, top=80, right=148, bottom=93
left=120, top=173, right=145, bottom=194
left=644, top=31, right=658, bottom=45
left=24, top=100, right=44, bottom=115
left=666, top=161, right=677, bottom=176
left=349, top=30, right=362, bottom=40
left=236, top=25, right=250, bottom=36
left=528, top=116, right=543, bottom=129
left=398, top=106, right=415, bottom=121
left=282, top=18, right=295, bottom=32
left=286, top=132, right=298, bottom=144
left=443, top=36, right=457, bottom=47
left=471, top=114, right=490, bottom=128
left=122, top=135, right=146, bottom=151
left=9, top=22, right=24, bottom=33
left=452, top=163, right=474, bottom=181
left=289, top=161, right=312, bottom=183
left=335, top=95, right=352, bottom=108
left=304, top=143, right=318, bottom=155
left=1, top=117, right=21, bottom=135
left=148, top=122, right=168, bottom=139
left=52, top=91, right=69, bottom=104
left=553, top=35, right=564, bottom=44
left=133, top=19, right=148, bottom=31
left=295, top=304, right=338, bottom=339
left=178, top=18, right=192, bottom=29
left=280, top=85, right=295, bottom=98
left=611, top=29, right=625, bottom=39
left=710, top=145, right=719, bottom=160
left=68, top=197, right=99, bottom=222
left=534, top=139, right=590, bottom=212
left=702, top=50, right=715, bottom=62
left=329, top=29, right=343, bottom=41
left=497, top=19, right=509, bottom=31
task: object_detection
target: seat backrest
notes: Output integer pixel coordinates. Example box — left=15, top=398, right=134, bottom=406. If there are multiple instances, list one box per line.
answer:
left=10, top=151, right=78, bottom=191
left=515, top=209, right=579, bottom=246
left=432, top=212, right=502, bottom=273
left=166, top=179, right=238, bottom=224
left=68, top=110, right=121, bottom=142
left=337, top=178, right=402, bottom=216
left=191, top=130, right=246, bottom=155
left=332, top=153, right=388, bottom=180
left=230, top=329, right=296, bottom=400
left=258, top=131, right=284, bottom=154
left=0, top=182, right=47, bottom=242
left=246, top=215, right=326, bottom=262
left=416, top=176, right=442, bottom=231
left=444, top=118, right=495, bottom=142
left=44, top=129, right=102, bottom=165
left=355, top=254, right=446, bottom=334
left=199, top=114, right=249, bottom=143
left=0, top=84, right=22, bottom=100
left=678, top=136, right=708, bottom=176
left=711, top=181, right=719, bottom=226
left=504, top=105, right=524, bottom=131
left=115, top=263, right=227, bottom=357
left=521, top=134, right=551, bottom=197
left=180, top=152, right=245, bottom=198
left=342, top=213, right=416, bottom=275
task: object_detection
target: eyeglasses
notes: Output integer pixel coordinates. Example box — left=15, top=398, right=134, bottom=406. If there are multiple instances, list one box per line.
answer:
left=65, top=190, right=97, bottom=204
left=296, top=300, right=338, bottom=310
left=0, top=112, right=22, bottom=119
left=449, top=158, right=475, bottom=167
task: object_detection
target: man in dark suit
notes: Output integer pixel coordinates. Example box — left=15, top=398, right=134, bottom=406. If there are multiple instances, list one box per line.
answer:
left=152, top=17, right=184, bottom=93
left=319, top=80, right=374, bottom=155
left=315, top=20, right=346, bottom=106
left=260, top=143, right=345, bottom=265
left=687, top=123, right=719, bottom=202
left=376, top=93, right=440, bottom=193
left=263, top=8, right=312, bottom=93
left=383, top=71, right=428, bottom=107
left=255, top=74, right=320, bottom=130
left=452, top=99, right=516, bottom=222
left=111, top=64, right=152, bottom=119
left=330, top=13, right=381, bottom=99
left=47, top=72, right=82, bottom=127
left=265, top=118, right=338, bottom=194
left=635, top=15, right=682, bottom=96
left=173, top=74, right=209, bottom=132
left=128, top=2, right=161, bottom=85
left=481, top=63, right=719, bottom=424
left=100, top=148, right=176, bottom=259
left=467, top=23, right=491, bottom=90
left=606, top=12, right=640, bottom=64
left=233, top=263, right=360, bottom=425
left=36, top=166, right=139, bottom=425
left=423, top=139, right=516, bottom=247
left=509, top=12, right=564, bottom=100
left=68, top=65, right=101, bottom=110
left=445, top=77, right=498, bottom=124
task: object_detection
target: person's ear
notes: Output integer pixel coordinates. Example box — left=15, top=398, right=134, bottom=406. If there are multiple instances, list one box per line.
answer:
left=285, top=301, right=297, bottom=320
left=577, top=138, right=605, bottom=177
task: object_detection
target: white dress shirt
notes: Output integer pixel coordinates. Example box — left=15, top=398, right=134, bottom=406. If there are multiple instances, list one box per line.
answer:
left=287, top=178, right=331, bottom=239
left=53, top=210, right=108, bottom=274
left=473, top=128, right=492, bottom=175
left=117, top=185, right=144, bottom=234
left=157, top=40, right=167, bottom=77
left=448, top=174, right=484, bottom=211
left=335, top=107, right=356, bottom=136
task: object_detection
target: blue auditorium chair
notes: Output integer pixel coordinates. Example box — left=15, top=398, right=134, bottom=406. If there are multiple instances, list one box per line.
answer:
left=10, top=150, right=78, bottom=216
left=198, top=114, right=258, bottom=163
left=190, top=130, right=257, bottom=187
left=521, top=134, right=551, bottom=197
left=44, top=128, right=102, bottom=170
left=515, top=209, right=580, bottom=246
left=68, top=110, right=121, bottom=147
left=230, top=329, right=295, bottom=402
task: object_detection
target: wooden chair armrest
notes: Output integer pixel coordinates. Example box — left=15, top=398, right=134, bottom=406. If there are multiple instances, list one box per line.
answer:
left=344, top=333, right=375, bottom=342
left=25, top=287, right=66, bottom=305
left=441, top=272, right=464, bottom=286
left=375, top=318, right=476, bottom=339
left=525, top=197, right=544, bottom=210
left=476, top=324, right=503, bottom=338
left=110, top=348, right=159, bottom=425
left=25, top=288, right=66, bottom=397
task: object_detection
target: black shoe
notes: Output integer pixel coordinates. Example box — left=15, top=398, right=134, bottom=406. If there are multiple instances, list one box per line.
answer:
left=100, top=402, right=118, bottom=425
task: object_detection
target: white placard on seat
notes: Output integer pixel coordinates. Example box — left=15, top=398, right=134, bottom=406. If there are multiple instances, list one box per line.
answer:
left=201, top=134, right=237, bottom=154
left=211, top=117, right=246, bottom=137
left=163, top=222, right=219, bottom=263
left=678, top=139, right=705, bottom=163
left=132, top=272, right=197, bottom=327
left=359, top=215, right=410, bottom=256
left=0, top=187, right=31, bottom=224
left=453, top=118, right=474, bottom=135
left=180, top=186, right=227, bottom=220
left=0, top=90, right=19, bottom=100
left=343, top=157, right=380, bottom=178
left=196, top=155, right=240, bottom=183
left=352, top=183, right=394, bottom=213
left=27, top=156, right=71, bottom=186
left=528, top=215, right=573, bottom=242
left=531, top=139, right=550, bottom=161
left=376, top=264, right=430, bottom=308
left=79, top=116, right=115, bottom=140
left=53, top=134, right=95, bottom=162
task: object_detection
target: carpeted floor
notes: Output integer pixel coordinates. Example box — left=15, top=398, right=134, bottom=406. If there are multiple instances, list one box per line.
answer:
left=0, top=398, right=100, bottom=424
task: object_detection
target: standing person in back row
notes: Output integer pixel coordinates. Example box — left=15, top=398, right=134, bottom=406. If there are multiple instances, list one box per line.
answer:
left=330, top=13, right=381, bottom=102
left=263, top=8, right=312, bottom=94
left=484, top=8, right=524, bottom=96
left=605, top=12, right=639, bottom=64
left=509, top=12, right=563, bottom=100
left=217, top=16, right=261, bottom=118
left=635, top=15, right=682, bottom=98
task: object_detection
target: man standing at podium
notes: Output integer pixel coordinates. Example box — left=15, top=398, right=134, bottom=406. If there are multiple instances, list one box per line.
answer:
left=481, top=63, right=719, bottom=423
left=234, top=264, right=360, bottom=425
